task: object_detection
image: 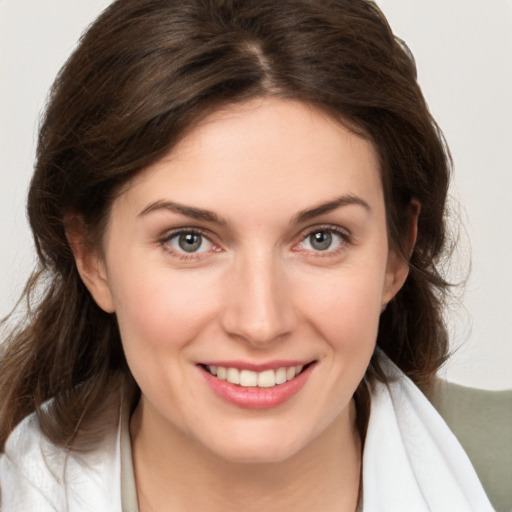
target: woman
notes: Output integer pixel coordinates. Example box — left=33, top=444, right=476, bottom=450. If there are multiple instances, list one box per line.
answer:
left=0, top=0, right=493, bottom=510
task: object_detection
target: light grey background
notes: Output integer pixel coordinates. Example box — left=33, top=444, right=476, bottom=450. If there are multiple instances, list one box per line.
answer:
left=1, top=0, right=511, bottom=389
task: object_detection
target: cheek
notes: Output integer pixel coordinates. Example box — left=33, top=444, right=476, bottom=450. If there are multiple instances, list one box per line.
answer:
left=108, top=261, right=220, bottom=353
left=108, top=265, right=223, bottom=412
left=293, top=264, right=385, bottom=352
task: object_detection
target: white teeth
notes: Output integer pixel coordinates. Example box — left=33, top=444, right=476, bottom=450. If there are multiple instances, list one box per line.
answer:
left=239, top=369, right=258, bottom=387
left=258, top=369, right=276, bottom=388
left=275, top=367, right=287, bottom=385
left=226, top=367, right=240, bottom=385
left=206, top=364, right=307, bottom=388
left=286, top=366, right=296, bottom=380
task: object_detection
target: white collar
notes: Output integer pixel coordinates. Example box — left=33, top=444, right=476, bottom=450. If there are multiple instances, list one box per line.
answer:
left=362, top=352, right=493, bottom=511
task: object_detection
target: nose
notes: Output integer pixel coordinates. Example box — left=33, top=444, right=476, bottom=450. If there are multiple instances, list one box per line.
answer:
left=220, top=250, right=297, bottom=347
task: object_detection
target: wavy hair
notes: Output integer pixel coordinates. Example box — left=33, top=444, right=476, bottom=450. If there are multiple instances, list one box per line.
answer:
left=0, top=0, right=452, bottom=450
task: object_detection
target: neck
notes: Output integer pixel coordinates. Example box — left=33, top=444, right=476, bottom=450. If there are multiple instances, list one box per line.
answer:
left=130, top=399, right=361, bottom=512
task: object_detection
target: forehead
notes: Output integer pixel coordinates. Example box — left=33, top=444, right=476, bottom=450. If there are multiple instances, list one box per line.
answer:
left=116, top=98, right=383, bottom=221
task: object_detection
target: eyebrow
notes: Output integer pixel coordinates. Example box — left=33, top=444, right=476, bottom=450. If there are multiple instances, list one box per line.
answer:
left=138, top=200, right=229, bottom=226
left=292, top=194, right=371, bottom=224
left=138, top=194, right=370, bottom=226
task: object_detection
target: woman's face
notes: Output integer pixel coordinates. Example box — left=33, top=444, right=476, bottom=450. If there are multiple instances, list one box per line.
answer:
left=83, top=98, right=408, bottom=463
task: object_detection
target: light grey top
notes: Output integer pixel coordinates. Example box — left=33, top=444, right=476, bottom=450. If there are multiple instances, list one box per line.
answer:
left=120, top=406, right=139, bottom=512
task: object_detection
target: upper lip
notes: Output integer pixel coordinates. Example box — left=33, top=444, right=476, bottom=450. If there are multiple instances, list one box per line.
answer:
left=197, top=360, right=316, bottom=372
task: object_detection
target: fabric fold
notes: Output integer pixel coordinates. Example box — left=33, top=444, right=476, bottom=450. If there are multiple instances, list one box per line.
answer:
left=363, top=353, right=494, bottom=511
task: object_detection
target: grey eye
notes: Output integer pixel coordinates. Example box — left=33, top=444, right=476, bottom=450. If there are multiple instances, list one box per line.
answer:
left=178, top=233, right=202, bottom=252
left=308, top=231, right=333, bottom=251
left=299, top=229, right=346, bottom=253
left=169, top=232, right=212, bottom=253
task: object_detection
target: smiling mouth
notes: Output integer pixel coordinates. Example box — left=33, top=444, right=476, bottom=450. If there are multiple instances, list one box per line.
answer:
left=200, top=362, right=314, bottom=388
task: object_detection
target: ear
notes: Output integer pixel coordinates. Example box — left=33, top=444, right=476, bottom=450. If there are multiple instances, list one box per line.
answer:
left=381, top=200, right=420, bottom=307
left=65, top=216, right=116, bottom=313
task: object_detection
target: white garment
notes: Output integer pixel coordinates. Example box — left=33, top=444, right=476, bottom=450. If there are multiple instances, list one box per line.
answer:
left=0, top=354, right=494, bottom=511
left=0, top=409, right=122, bottom=511
left=362, top=356, right=494, bottom=511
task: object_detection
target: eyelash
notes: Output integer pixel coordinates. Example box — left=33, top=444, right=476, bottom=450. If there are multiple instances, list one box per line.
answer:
left=158, top=228, right=218, bottom=261
left=157, top=225, right=351, bottom=261
left=294, top=225, right=350, bottom=258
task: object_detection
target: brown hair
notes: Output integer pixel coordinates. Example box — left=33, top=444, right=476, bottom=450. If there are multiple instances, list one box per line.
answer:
left=0, top=0, right=451, bottom=450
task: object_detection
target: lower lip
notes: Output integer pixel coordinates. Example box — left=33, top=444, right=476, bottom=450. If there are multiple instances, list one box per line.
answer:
left=199, top=363, right=315, bottom=409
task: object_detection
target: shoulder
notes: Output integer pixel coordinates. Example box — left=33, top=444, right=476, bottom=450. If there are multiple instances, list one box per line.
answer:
left=0, top=409, right=123, bottom=511
left=428, top=379, right=512, bottom=512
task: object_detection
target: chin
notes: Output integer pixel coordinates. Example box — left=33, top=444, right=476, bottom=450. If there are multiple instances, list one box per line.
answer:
left=201, top=426, right=308, bottom=465
left=213, top=445, right=300, bottom=465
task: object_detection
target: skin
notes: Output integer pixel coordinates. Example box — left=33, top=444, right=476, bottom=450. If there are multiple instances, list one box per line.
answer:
left=72, top=98, right=411, bottom=511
